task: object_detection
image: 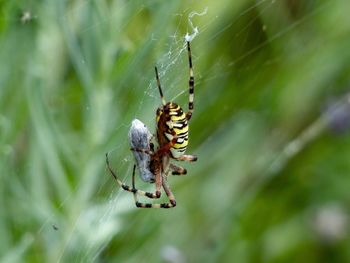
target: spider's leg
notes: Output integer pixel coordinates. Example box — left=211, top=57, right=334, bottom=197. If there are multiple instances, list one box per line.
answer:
left=131, top=169, right=163, bottom=208
left=155, top=66, right=166, bottom=106
left=129, top=148, right=162, bottom=197
left=154, top=130, right=178, bottom=156
left=161, top=178, right=176, bottom=207
left=176, top=154, right=197, bottom=162
left=132, top=166, right=139, bottom=204
left=134, top=175, right=176, bottom=209
left=169, top=163, right=187, bottom=176
left=155, top=168, right=163, bottom=198
left=130, top=148, right=153, bottom=155
left=106, top=153, right=160, bottom=198
left=154, top=131, right=196, bottom=163
left=186, top=41, right=194, bottom=121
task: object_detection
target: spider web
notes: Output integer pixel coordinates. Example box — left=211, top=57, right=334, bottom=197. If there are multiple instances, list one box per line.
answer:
left=7, top=0, right=335, bottom=262
left=32, top=2, right=211, bottom=262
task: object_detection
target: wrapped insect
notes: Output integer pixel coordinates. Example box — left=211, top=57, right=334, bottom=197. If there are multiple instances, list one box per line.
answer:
left=128, top=119, right=155, bottom=183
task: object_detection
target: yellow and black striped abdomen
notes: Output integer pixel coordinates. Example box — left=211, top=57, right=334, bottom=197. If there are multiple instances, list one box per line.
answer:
left=157, top=102, right=189, bottom=158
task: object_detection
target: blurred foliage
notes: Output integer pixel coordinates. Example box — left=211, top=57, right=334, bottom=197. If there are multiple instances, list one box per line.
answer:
left=1, top=0, right=350, bottom=262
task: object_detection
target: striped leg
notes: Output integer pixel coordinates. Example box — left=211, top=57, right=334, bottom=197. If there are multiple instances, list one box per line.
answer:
left=186, top=41, right=194, bottom=121
left=176, top=154, right=197, bottom=162
left=106, top=153, right=161, bottom=199
left=155, top=66, right=166, bottom=106
left=169, top=163, right=187, bottom=175
left=133, top=175, right=177, bottom=209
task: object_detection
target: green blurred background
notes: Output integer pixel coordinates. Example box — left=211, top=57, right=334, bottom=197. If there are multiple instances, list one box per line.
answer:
left=1, top=0, right=350, bottom=262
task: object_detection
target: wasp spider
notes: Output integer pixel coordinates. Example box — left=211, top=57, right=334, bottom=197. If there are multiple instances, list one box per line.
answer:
left=106, top=41, right=197, bottom=208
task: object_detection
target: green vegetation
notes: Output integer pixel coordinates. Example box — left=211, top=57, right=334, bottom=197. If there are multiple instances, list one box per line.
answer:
left=1, top=0, right=350, bottom=262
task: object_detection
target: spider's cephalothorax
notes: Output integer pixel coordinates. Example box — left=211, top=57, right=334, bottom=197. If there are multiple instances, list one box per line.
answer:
left=106, top=41, right=196, bottom=209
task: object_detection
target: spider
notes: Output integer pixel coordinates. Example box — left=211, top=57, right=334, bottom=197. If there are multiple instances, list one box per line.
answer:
left=106, top=41, right=197, bottom=208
